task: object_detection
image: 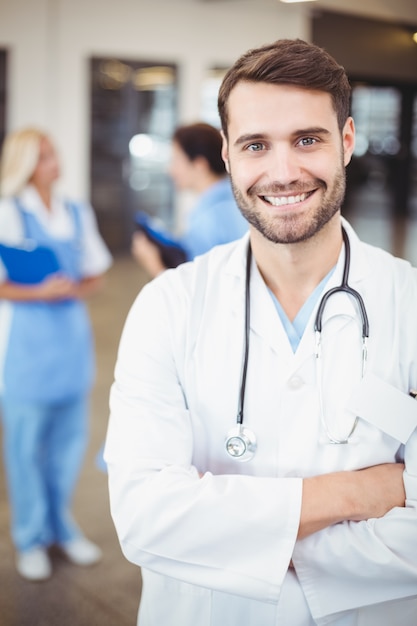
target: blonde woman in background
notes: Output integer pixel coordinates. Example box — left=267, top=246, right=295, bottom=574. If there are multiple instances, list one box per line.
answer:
left=0, top=128, right=112, bottom=581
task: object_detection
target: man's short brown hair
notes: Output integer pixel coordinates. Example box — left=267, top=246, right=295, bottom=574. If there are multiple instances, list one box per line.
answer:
left=218, top=39, right=351, bottom=137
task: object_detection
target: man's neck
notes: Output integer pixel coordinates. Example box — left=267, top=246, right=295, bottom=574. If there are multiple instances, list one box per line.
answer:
left=250, top=217, right=343, bottom=321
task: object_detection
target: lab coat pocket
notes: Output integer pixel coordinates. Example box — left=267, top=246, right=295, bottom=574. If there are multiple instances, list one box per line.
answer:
left=346, top=372, right=417, bottom=444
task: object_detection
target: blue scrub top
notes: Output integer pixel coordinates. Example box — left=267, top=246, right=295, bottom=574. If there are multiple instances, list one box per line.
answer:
left=269, top=267, right=336, bottom=352
left=180, top=178, right=247, bottom=260
left=3, top=200, right=94, bottom=403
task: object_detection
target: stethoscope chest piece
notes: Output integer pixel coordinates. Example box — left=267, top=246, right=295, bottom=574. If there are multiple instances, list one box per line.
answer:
left=225, top=425, right=257, bottom=462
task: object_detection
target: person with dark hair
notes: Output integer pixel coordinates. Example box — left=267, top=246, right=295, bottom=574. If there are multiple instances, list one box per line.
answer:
left=132, top=122, right=247, bottom=277
left=105, top=39, right=417, bottom=625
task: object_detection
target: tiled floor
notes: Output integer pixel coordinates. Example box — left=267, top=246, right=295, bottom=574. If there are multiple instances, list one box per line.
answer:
left=0, top=211, right=415, bottom=625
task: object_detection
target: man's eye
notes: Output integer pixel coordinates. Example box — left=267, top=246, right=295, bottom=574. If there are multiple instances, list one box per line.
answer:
left=298, top=137, right=317, bottom=147
left=246, top=142, right=264, bottom=152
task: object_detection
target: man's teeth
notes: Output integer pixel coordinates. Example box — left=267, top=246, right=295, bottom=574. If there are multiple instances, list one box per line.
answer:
left=264, top=192, right=309, bottom=206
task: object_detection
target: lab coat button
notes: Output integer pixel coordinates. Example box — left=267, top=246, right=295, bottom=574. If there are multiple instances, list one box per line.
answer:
left=287, top=376, right=304, bottom=390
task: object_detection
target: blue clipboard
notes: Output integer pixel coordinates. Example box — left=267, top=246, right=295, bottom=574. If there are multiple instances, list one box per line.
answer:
left=134, top=211, right=184, bottom=250
left=134, top=212, right=188, bottom=269
left=0, top=241, right=61, bottom=284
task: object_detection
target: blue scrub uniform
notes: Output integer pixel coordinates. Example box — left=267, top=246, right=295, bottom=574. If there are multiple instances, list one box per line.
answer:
left=1, top=199, right=94, bottom=552
left=180, top=178, right=247, bottom=260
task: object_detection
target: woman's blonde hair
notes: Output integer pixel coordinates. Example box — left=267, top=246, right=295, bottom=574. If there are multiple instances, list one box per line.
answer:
left=0, top=127, right=48, bottom=197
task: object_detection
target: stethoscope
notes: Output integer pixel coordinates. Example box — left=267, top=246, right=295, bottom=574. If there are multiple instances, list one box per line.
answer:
left=225, top=227, right=370, bottom=461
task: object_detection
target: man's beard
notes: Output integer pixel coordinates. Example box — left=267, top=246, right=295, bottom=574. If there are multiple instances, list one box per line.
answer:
left=230, top=164, right=346, bottom=244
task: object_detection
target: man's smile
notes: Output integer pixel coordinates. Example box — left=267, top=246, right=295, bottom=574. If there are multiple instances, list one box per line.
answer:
left=262, top=190, right=316, bottom=207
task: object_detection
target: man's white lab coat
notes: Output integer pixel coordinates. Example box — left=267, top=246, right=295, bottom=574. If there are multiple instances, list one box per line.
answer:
left=105, top=220, right=417, bottom=625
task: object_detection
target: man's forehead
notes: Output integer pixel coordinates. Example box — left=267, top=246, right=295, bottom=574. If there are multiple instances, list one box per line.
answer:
left=226, top=82, right=337, bottom=134
left=227, top=80, right=333, bottom=108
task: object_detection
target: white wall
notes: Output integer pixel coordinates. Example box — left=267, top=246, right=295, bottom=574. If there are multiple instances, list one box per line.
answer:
left=0, top=0, right=308, bottom=198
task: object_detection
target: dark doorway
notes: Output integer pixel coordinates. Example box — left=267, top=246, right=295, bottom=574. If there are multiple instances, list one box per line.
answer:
left=344, top=82, right=417, bottom=220
left=90, top=57, right=178, bottom=253
left=312, top=10, right=417, bottom=220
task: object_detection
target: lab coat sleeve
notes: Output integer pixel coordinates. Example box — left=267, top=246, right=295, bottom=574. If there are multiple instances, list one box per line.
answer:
left=105, top=273, right=302, bottom=603
left=292, top=436, right=417, bottom=621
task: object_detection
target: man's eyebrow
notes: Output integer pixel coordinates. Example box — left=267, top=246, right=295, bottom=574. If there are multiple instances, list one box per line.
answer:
left=293, top=126, right=331, bottom=137
left=234, top=133, right=265, bottom=147
left=233, top=127, right=332, bottom=147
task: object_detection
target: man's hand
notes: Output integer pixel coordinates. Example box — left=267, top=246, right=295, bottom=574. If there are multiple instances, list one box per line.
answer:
left=298, top=463, right=405, bottom=540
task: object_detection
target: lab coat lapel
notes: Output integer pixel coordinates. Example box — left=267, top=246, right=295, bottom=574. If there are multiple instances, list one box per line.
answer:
left=226, top=238, right=294, bottom=358
left=249, top=258, right=296, bottom=359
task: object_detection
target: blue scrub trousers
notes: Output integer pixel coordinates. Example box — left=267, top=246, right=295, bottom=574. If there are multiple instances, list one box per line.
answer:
left=1, top=395, right=88, bottom=551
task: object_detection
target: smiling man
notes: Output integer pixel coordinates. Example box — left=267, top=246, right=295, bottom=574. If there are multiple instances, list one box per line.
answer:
left=105, top=40, right=417, bottom=626
left=223, top=83, right=350, bottom=244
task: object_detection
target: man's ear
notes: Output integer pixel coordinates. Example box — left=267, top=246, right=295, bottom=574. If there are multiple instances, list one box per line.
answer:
left=221, top=130, right=230, bottom=173
left=343, top=117, right=355, bottom=167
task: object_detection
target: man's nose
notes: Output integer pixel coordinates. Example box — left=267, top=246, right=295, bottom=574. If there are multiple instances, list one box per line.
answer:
left=267, top=146, right=301, bottom=185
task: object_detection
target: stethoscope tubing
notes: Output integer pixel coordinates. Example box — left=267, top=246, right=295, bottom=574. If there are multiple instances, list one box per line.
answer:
left=236, top=243, right=252, bottom=427
left=226, top=226, right=369, bottom=459
left=314, top=228, right=369, bottom=338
